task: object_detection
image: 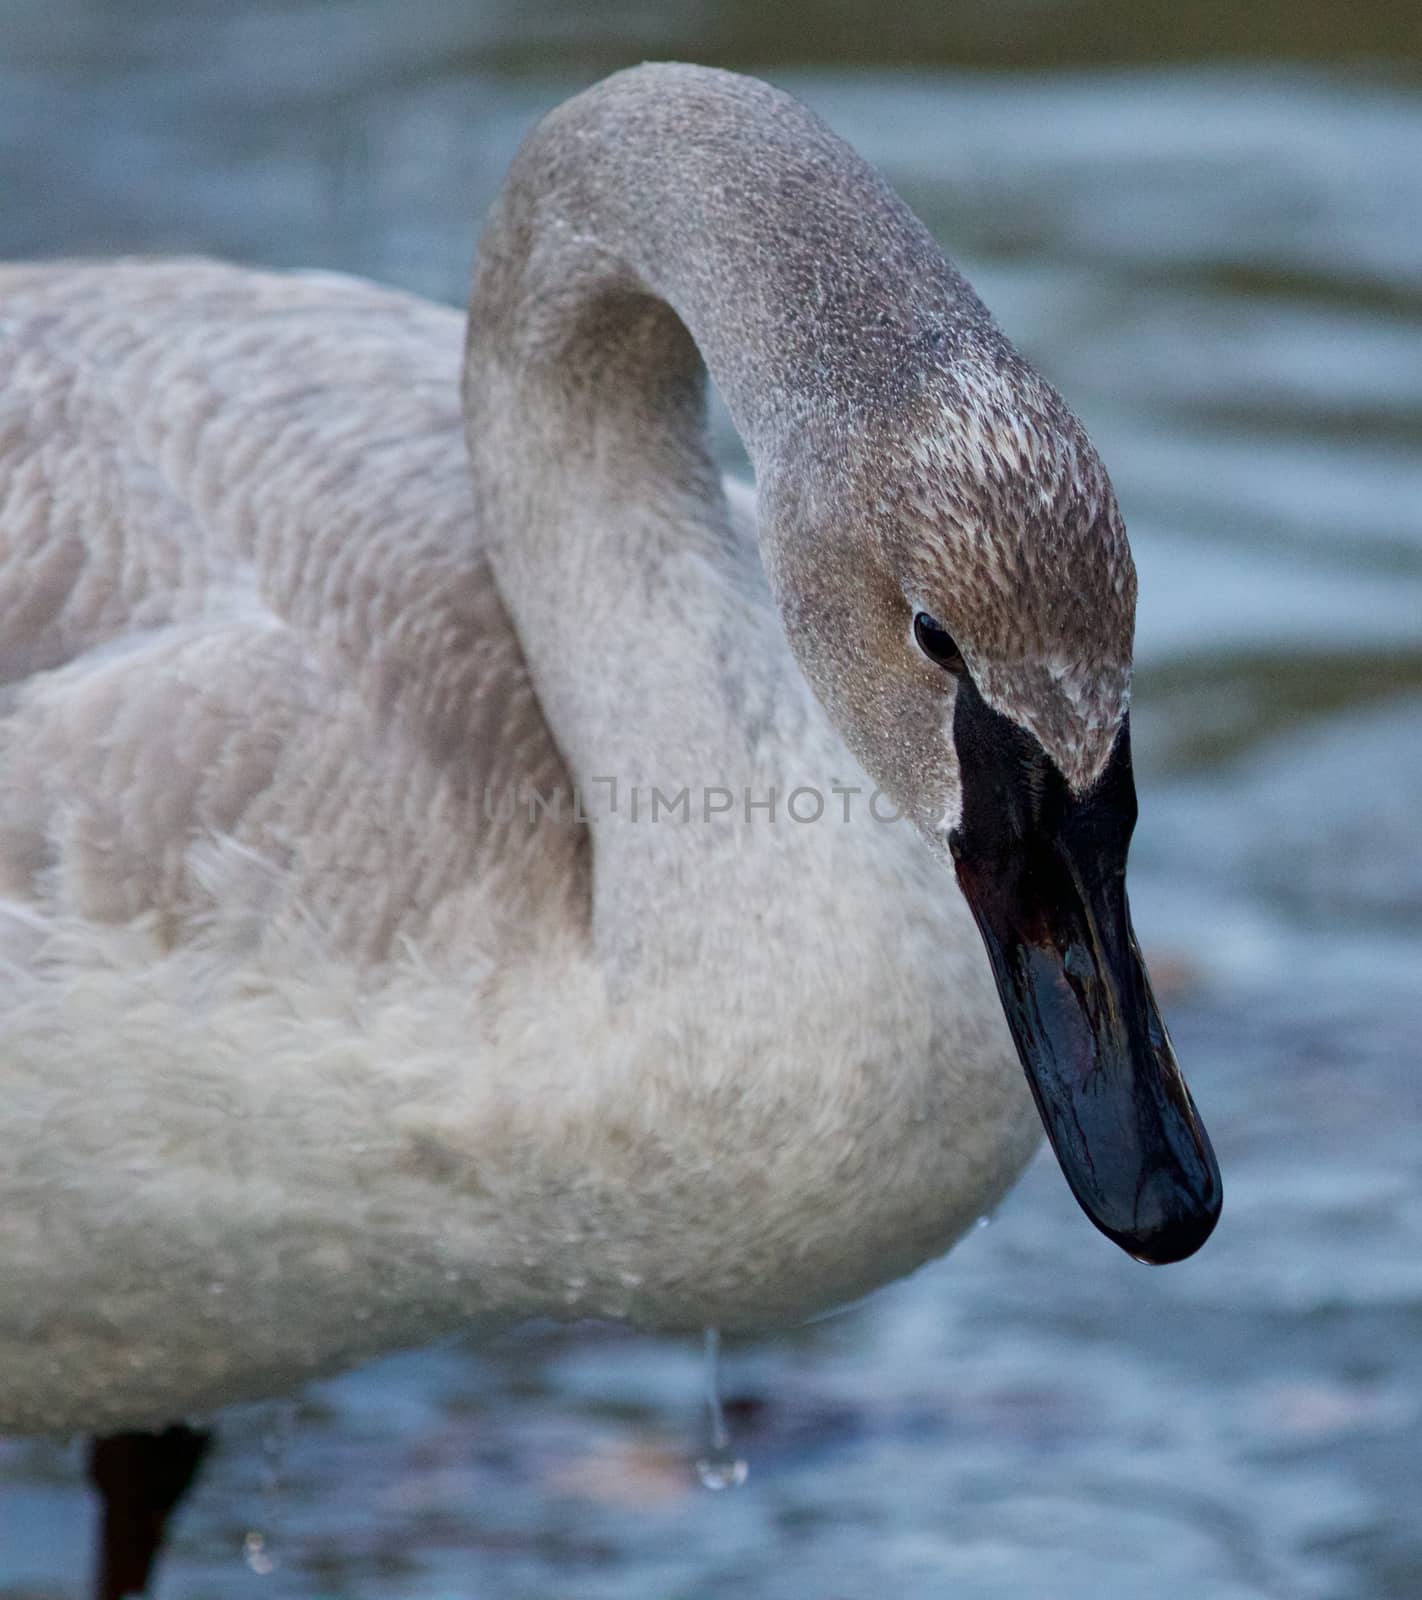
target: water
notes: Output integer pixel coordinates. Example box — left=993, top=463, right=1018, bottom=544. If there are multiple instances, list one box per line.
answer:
left=2, top=3, right=1421, bottom=1596
left=242, top=1531, right=275, bottom=1579
left=694, top=1331, right=749, bottom=1492
left=241, top=1400, right=298, bottom=1574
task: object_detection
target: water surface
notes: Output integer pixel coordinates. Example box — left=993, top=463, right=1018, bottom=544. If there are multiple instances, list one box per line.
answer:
left=2, top=4, right=1420, bottom=1595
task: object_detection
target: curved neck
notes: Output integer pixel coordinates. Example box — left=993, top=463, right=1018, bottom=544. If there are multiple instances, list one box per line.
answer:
left=459, top=65, right=990, bottom=930
left=465, top=63, right=985, bottom=466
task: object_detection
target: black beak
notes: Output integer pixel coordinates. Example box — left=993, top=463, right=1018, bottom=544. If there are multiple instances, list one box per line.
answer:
left=949, top=674, right=1221, bottom=1264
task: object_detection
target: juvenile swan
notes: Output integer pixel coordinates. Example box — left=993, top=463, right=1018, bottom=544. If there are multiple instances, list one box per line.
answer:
left=0, top=64, right=1219, bottom=1437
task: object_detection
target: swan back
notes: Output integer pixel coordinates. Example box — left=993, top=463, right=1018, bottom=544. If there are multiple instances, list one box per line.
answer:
left=0, top=259, right=588, bottom=966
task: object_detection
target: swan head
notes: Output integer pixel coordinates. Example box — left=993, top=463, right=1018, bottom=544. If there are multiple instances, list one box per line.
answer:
left=759, top=347, right=1222, bottom=1266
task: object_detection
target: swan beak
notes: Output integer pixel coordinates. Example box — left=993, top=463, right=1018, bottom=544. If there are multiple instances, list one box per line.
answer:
left=948, top=676, right=1222, bottom=1264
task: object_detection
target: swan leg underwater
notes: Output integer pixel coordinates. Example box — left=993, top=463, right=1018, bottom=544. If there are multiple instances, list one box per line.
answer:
left=0, top=63, right=1220, bottom=1587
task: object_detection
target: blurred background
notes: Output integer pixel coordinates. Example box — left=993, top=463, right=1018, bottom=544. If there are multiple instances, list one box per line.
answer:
left=2, top=1, right=1421, bottom=1595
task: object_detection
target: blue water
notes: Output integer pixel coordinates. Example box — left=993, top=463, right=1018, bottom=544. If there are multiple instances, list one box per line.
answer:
left=2, top=4, right=1421, bottom=1595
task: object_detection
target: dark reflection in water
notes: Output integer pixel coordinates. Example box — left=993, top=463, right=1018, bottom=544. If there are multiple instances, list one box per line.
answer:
left=2, top=2, right=1421, bottom=1596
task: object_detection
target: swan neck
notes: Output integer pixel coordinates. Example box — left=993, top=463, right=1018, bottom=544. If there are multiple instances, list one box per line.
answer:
left=464, top=63, right=988, bottom=474
left=457, top=65, right=997, bottom=923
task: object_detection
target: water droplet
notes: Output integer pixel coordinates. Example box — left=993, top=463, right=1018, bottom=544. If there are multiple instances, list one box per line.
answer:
left=243, top=1530, right=274, bottom=1576
left=693, top=1328, right=747, bottom=1492
left=696, top=1450, right=749, bottom=1491
left=261, top=1399, right=297, bottom=1490
left=241, top=1400, right=297, bottom=1574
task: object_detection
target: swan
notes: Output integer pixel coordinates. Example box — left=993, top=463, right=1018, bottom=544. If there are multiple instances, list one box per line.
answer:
left=0, top=57, right=1219, bottom=1522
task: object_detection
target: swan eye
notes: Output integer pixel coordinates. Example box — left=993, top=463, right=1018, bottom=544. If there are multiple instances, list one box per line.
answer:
left=913, top=612, right=965, bottom=673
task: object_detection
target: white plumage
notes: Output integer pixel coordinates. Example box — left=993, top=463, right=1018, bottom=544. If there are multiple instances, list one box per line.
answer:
left=1, top=64, right=1197, bottom=1436
left=0, top=254, right=1037, bottom=1433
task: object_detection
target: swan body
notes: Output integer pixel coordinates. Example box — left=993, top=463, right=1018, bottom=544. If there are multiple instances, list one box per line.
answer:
left=0, top=65, right=1216, bottom=1436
